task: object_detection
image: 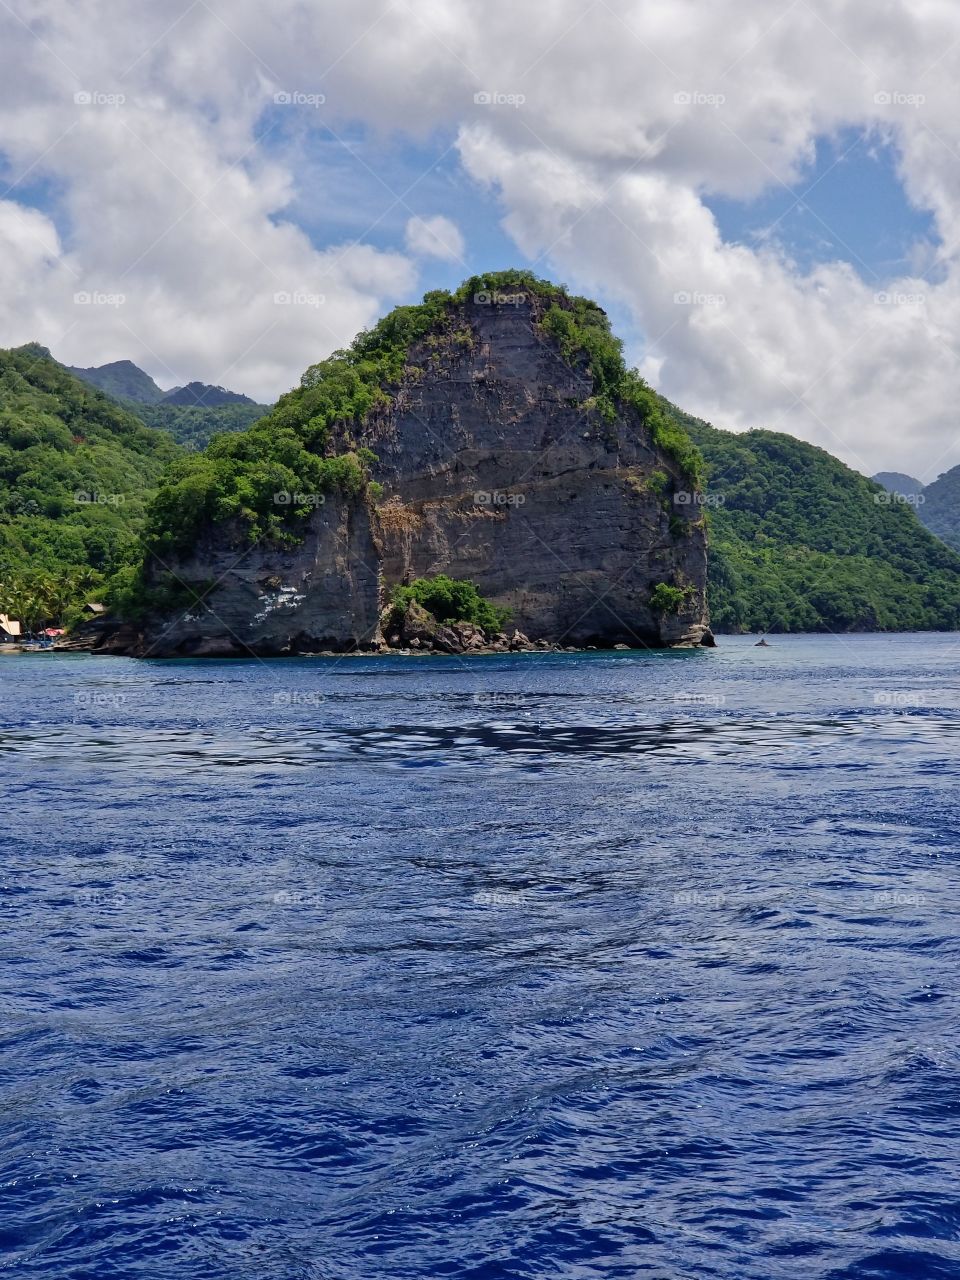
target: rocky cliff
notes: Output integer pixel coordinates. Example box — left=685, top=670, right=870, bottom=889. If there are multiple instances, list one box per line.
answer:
left=122, top=494, right=380, bottom=657
left=112, top=274, right=712, bottom=656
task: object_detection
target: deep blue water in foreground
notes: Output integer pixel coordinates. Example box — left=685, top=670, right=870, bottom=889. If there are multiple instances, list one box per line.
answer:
left=2, top=634, right=960, bottom=1279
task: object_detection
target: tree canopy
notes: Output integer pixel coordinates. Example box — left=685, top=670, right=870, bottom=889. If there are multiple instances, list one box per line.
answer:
left=0, top=344, right=178, bottom=628
left=663, top=399, right=960, bottom=632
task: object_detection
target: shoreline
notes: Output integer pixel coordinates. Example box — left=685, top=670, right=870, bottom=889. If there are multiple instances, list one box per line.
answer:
left=50, top=641, right=704, bottom=660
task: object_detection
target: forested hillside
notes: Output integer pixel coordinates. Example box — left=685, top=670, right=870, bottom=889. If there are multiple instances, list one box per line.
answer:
left=915, top=466, right=960, bottom=553
left=663, top=400, right=960, bottom=633
left=0, top=345, right=178, bottom=628
left=122, top=400, right=269, bottom=450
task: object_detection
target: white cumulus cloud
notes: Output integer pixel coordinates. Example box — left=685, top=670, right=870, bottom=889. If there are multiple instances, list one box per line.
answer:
left=404, top=214, right=466, bottom=263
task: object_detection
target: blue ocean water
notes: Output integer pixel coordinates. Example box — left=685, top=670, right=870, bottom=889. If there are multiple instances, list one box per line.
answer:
left=2, top=633, right=959, bottom=1280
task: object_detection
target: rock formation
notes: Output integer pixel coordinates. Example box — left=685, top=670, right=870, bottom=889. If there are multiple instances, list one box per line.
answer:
left=109, top=277, right=712, bottom=656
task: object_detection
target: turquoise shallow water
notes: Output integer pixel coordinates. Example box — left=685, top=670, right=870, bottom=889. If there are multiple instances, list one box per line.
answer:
left=2, top=634, right=959, bottom=1278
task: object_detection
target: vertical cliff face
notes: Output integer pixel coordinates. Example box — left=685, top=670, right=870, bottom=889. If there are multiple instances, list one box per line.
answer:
left=356, top=294, right=709, bottom=647
left=122, top=278, right=710, bottom=656
left=122, top=493, right=380, bottom=657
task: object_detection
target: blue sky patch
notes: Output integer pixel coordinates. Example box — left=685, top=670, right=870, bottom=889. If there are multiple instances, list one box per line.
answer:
left=706, top=129, right=938, bottom=284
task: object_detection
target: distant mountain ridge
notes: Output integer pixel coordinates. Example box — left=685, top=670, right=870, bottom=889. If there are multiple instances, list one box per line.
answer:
left=872, top=471, right=924, bottom=499
left=60, top=357, right=270, bottom=449
left=67, top=358, right=165, bottom=404
left=873, top=467, right=960, bottom=551
left=66, top=358, right=254, bottom=408
left=161, top=381, right=255, bottom=407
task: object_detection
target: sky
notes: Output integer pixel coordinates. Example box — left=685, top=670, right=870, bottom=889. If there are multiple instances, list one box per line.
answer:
left=2, top=0, right=960, bottom=479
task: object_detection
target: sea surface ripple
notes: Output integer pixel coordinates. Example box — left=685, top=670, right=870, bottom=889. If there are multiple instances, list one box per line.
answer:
left=2, top=634, right=959, bottom=1278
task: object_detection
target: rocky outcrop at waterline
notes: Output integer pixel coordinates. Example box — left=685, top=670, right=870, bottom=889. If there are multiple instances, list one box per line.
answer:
left=100, top=274, right=713, bottom=657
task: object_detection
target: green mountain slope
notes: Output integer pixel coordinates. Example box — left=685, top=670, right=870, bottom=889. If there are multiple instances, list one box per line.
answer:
left=0, top=344, right=179, bottom=628
left=67, top=358, right=166, bottom=404
left=916, top=465, right=960, bottom=553
left=663, top=401, right=960, bottom=632
left=122, top=399, right=271, bottom=450
left=65, top=359, right=269, bottom=449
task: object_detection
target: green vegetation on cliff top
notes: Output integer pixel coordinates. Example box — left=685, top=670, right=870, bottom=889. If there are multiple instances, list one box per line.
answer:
left=663, top=400, right=960, bottom=632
